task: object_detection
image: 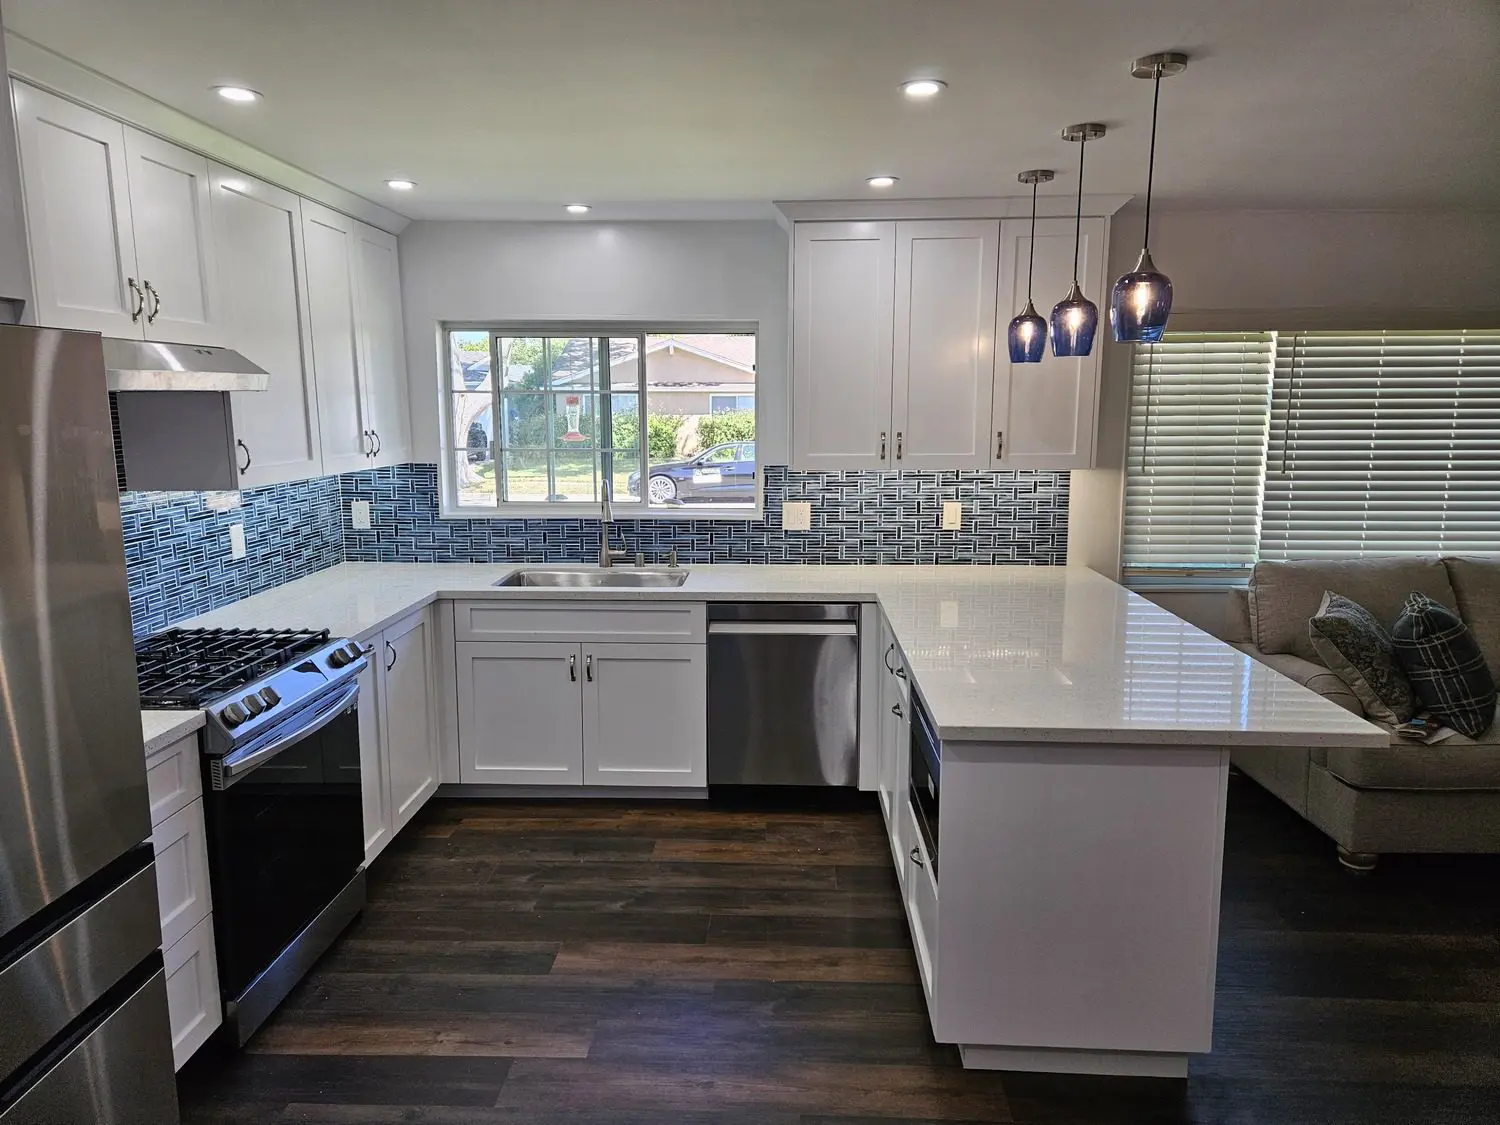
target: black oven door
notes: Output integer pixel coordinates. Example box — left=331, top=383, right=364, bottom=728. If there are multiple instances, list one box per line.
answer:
left=909, top=694, right=940, bottom=880
left=201, top=683, right=365, bottom=1042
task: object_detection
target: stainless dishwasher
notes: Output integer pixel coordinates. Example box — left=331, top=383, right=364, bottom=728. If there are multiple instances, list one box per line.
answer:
left=707, top=603, right=860, bottom=786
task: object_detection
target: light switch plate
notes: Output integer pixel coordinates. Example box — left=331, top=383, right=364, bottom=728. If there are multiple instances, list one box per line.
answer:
left=782, top=500, right=812, bottom=531
left=942, top=501, right=963, bottom=531
left=351, top=500, right=372, bottom=530
left=228, top=524, right=246, bottom=560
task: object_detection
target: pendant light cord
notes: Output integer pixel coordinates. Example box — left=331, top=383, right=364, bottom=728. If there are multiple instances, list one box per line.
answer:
left=1143, top=66, right=1161, bottom=251
left=1026, top=180, right=1038, bottom=302
left=1072, top=136, right=1085, bottom=285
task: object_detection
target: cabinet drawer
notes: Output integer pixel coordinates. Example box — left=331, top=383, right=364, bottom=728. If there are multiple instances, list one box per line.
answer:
left=163, top=915, right=221, bottom=1071
left=151, top=797, right=212, bottom=948
left=906, top=822, right=938, bottom=1006
left=455, top=600, right=705, bottom=644
left=146, top=733, right=202, bottom=826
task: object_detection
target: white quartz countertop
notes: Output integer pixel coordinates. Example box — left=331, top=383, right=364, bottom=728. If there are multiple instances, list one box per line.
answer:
left=141, top=708, right=205, bottom=756
left=177, top=562, right=1388, bottom=749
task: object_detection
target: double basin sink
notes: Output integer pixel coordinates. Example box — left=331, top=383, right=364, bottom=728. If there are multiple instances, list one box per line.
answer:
left=494, top=567, right=690, bottom=589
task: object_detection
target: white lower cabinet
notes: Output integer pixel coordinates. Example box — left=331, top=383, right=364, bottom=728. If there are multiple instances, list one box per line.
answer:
left=162, top=916, right=221, bottom=1071
left=145, top=731, right=221, bottom=1071
left=455, top=606, right=708, bottom=788
left=358, top=607, right=441, bottom=862
left=583, top=643, right=707, bottom=787
left=457, top=642, right=585, bottom=785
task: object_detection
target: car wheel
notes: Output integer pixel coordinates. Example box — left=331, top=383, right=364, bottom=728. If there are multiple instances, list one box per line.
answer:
left=648, top=474, right=678, bottom=503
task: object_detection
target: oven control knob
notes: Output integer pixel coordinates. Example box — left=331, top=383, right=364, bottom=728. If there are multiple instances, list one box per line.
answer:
left=221, top=702, right=249, bottom=728
left=329, top=647, right=352, bottom=668
left=260, top=686, right=281, bottom=708
left=242, top=693, right=266, bottom=716
left=345, top=642, right=364, bottom=661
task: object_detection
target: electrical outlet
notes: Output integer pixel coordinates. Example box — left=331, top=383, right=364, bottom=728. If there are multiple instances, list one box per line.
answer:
left=782, top=501, right=812, bottom=532
left=228, top=524, right=246, bottom=560
left=942, top=501, right=963, bottom=531
left=351, top=500, right=372, bottom=530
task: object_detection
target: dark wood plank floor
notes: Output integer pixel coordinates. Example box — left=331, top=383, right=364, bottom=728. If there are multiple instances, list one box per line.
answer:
left=177, top=777, right=1500, bottom=1124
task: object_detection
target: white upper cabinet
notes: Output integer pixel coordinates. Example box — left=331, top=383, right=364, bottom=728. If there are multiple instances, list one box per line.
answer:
left=13, top=83, right=140, bottom=335
left=792, top=222, right=896, bottom=469
left=123, top=128, right=223, bottom=344
left=303, top=200, right=412, bottom=473
left=992, top=216, right=1107, bottom=469
left=211, top=166, right=324, bottom=487
left=12, top=83, right=224, bottom=343
left=791, top=214, right=1107, bottom=472
left=892, top=221, right=999, bottom=470
left=301, top=200, right=370, bottom=473
left=351, top=223, right=411, bottom=467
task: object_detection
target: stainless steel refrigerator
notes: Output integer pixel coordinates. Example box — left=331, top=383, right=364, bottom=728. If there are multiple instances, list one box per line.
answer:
left=0, top=326, right=179, bottom=1122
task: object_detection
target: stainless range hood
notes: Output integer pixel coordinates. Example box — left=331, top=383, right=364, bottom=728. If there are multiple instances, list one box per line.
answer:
left=103, top=337, right=269, bottom=392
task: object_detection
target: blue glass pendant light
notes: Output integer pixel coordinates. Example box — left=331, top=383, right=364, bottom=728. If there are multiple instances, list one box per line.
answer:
left=1007, top=169, right=1054, bottom=363
left=1111, top=52, right=1188, bottom=343
left=1050, top=123, right=1105, bottom=358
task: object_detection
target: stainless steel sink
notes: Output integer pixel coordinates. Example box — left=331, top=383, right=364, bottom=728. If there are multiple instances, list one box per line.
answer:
left=494, top=568, right=690, bottom=588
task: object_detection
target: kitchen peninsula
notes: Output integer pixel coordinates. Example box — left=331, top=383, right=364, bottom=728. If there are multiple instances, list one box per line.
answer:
left=158, top=562, right=1383, bottom=1077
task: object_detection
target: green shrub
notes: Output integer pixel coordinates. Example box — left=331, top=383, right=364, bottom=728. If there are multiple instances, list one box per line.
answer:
left=696, top=409, right=755, bottom=449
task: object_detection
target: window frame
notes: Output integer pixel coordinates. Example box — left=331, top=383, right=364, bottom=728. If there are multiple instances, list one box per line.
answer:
left=439, top=320, right=763, bottom=521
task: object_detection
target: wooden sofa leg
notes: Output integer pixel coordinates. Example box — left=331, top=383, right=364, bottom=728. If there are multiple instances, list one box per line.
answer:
left=1336, top=846, right=1379, bottom=873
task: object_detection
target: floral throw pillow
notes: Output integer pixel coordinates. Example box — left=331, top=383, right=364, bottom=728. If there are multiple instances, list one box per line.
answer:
left=1391, top=592, right=1498, bottom=739
left=1308, top=591, right=1417, bottom=724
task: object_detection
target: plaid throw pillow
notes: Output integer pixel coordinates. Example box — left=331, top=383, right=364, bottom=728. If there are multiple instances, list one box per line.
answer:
left=1390, top=593, right=1497, bottom=738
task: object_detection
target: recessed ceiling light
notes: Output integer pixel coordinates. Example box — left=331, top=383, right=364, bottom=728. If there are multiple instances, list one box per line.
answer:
left=213, top=85, right=261, bottom=103
left=386, top=179, right=417, bottom=191
left=866, top=175, right=899, bottom=189
left=900, top=79, right=947, bottom=99
left=565, top=204, right=591, bottom=214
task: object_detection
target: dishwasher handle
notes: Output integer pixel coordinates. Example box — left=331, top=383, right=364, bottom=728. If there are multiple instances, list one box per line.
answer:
left=707, top=622, right=858, bottom=636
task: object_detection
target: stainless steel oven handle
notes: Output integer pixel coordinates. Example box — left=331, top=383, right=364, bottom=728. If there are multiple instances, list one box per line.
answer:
left=217, top=679, right=360, bottom=783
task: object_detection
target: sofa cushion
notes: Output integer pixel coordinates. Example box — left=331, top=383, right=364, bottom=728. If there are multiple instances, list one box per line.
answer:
left=1231, top=642, right=1363, bottom=716
left=1308, top=591, right=1417, bottom=724
left=1444, top=556, right=1500, bottom=674
left=1391, top=593, right=1498, bottom=738
left=1313, top=734, right=1500, bottom=790
left=1223, top=587, right=1252, bottom=645
left=1249, top=555, right=1456, bottom=662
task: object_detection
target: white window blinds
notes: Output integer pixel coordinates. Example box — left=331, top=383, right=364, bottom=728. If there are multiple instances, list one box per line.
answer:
left=1261, top=330, right=1500, bottom=559
left=1122, top=333, right=1275, bottom=573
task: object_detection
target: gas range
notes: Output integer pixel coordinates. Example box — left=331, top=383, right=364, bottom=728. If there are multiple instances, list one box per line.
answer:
left=135, top=627, right=370, bottom=756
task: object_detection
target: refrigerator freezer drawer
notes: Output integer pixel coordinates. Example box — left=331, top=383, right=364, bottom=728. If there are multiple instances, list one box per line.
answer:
left=0, top=855, right=162, bottom=1080
left=0, top=968, right=178, bottom=1124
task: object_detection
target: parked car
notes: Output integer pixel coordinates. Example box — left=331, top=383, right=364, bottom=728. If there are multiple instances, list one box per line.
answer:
left=628, top=441, right=756, bottom=504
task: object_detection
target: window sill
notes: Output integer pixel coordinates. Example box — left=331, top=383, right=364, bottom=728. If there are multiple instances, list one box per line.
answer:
left=439, top=502, right=765, bottom=523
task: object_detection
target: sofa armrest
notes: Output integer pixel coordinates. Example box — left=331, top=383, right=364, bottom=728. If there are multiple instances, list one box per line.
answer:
left=1231, top=643, right=1365, bottom=716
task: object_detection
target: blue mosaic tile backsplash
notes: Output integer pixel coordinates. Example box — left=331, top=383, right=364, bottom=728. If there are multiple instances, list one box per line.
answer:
left=125, top=463, right=1068, bottom=636
left=341, top=464, right=1068, bottom=566
left=122, top=475, right=343, bottom=637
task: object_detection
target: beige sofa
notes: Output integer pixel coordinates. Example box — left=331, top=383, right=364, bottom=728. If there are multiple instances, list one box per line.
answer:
left=1225, top=555, right=1500, bottom=870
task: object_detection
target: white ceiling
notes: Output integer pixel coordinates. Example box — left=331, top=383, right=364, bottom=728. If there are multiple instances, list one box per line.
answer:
left=5, top=0, right=1498, bottom=220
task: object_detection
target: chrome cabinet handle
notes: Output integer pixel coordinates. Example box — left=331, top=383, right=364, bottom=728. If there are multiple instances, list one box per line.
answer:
left=585, top=654, right=594, bottom=682
left=385, top=640, right=397, bottom=671
left=896, top=431, right=904, bottom=460
left=891, top=702, right=903, bottom=718
left=237, top=440, right=252, bottom=473
left=996, top=430, right=1005, bottom=460
left=362, top=430, right=374, bottom=456
left=127, top=278, right=144, bottom=322
left=884, top=642, right=895, bottom=673
left=143, top=280, right=161, bottom=323
left=896, top=665, right=906, bottom=681
left=910, top=845, right=924, bottom=868
left=879, top=431, right=887, bottom=460
left=569, top=654, right=577, bottom=682
left=371, top=430, right=382, bottom=456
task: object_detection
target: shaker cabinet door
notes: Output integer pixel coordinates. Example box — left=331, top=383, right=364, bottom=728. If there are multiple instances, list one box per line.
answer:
left=582, top=644, right=707, bottom=787
left=302, top=200, right=371, bottom=473
left=381, top=610, right=440, bottom=829
left=351, top=222, right=411, bottom=467
left=457, top=642, right=585, bottom=785
left=12, top=82, right=141, bottom=335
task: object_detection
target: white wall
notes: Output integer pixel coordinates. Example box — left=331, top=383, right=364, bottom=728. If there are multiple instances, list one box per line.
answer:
left=398, top=220, right=790, bottom=464
left=1068, top=207, right=1500, bottom=577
